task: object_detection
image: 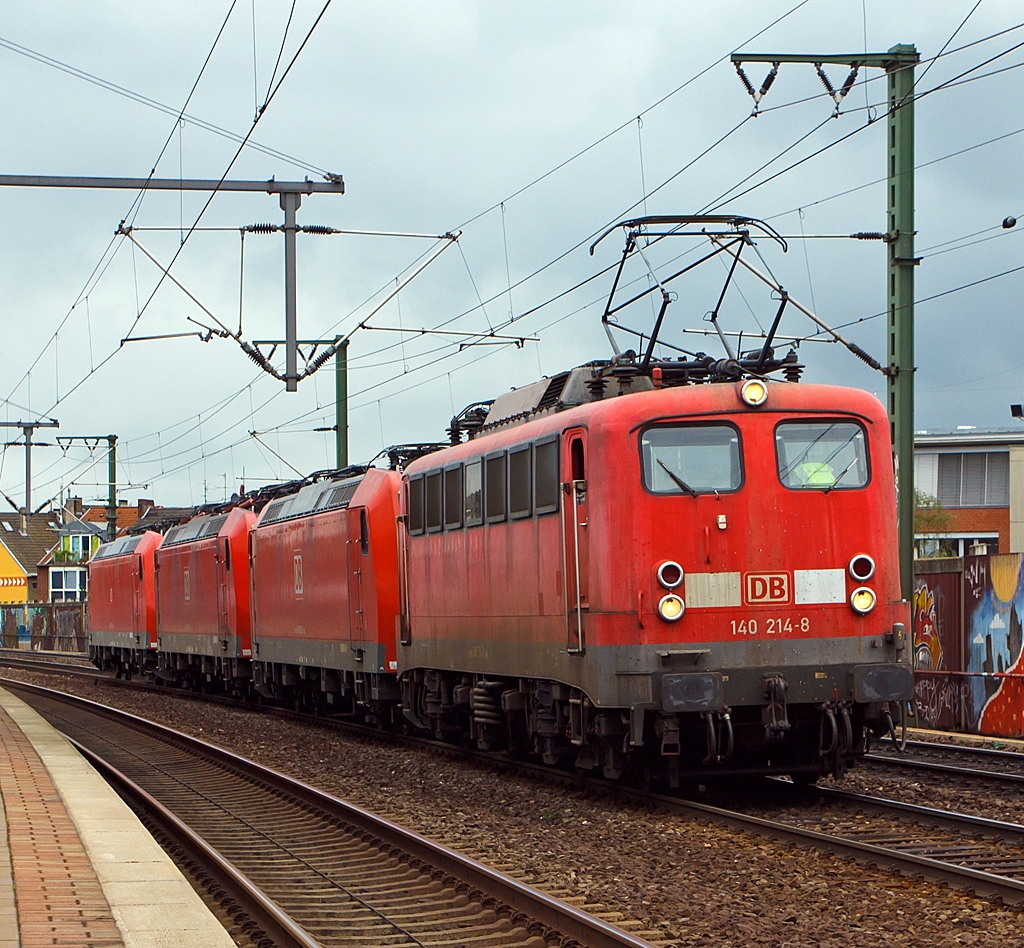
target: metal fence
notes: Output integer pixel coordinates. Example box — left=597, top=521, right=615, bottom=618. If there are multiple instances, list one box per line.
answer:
left=0, top=603, right=86, bottom=652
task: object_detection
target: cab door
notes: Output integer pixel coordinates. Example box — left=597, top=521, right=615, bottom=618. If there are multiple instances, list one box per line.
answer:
left=347, top=507, right=368, bottom=653
left=132, top=555, right=143, bottom=641
left=561, top=428, right=588, bottom=653
left=216, top=538, right=230, bottom=640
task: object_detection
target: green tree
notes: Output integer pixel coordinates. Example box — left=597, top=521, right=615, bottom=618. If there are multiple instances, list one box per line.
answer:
left=915, top=490, right=957, bottom=557
left=914, top=490, right=953, bottom=534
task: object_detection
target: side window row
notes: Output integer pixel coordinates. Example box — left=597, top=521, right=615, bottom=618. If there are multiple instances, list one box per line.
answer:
left=408, top=436, right=560, bottom=535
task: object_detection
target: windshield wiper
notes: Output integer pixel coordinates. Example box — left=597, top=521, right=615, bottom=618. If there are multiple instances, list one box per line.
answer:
left=823, top=458, right=859, bottom=493
left=657, top=458, right=699, bottom=497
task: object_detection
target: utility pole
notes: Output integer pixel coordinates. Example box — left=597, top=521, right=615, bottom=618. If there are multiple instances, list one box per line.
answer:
left=730, top=44, right=920, bottom=600
left=0, top=419, right=60, bottom=516
left=0, top=175, right=345, bottom=392
left=335, top=336, right=349, bottom=468
left=56, top=435, right=118, bottom=540
left=107, top=436, right=116, bottom=541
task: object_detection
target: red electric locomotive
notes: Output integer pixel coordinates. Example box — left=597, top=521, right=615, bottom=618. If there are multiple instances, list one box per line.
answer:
left=87, top=530, right=163, bottom=679
left=397, top=360, right=913, bottom=782
left=249, top=466, right=403, bottom=719
left=152, top=506, right=257, bottom=691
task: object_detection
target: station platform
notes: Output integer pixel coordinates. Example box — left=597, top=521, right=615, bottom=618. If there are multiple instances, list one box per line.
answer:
left=0, top=687, right=235, bottom=948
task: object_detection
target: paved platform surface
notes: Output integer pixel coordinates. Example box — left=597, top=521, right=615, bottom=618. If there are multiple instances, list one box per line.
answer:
left=0, top=686, right=236, bottom=948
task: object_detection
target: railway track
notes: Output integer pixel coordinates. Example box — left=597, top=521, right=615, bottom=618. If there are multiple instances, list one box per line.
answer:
left=865, top=738, right=1024, bottom=786
left=1, top=678, right=660, bottom=948
left=7, top=664, right=1024, bottom=909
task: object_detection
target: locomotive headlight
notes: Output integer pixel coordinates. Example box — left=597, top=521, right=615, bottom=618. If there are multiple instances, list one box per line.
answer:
left=850, top=586, right=877, bottom=615
left=739, top=378, right=768, bottom=407
left=657, top=560, right=684, bottom=589
left=658, top=594, right=685, bottom=621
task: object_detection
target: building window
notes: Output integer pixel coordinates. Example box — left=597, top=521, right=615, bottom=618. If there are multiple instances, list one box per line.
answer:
left=916, top=535, right=999, bottom=558
left=50, top=568, right=85, bottom=602
left=934, top=452, right=1009, bottom=507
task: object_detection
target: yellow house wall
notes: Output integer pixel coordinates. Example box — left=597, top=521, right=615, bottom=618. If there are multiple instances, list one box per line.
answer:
left=0, top=540, right=28, bottom=604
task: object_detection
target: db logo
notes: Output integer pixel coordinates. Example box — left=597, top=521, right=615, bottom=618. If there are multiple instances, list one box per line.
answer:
left=293, top=553, right=304, bottom=597
left=745, top=572, right=790, bottom=604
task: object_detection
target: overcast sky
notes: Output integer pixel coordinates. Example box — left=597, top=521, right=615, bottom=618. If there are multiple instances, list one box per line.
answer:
left=0, top=1, right=1021, bottom=510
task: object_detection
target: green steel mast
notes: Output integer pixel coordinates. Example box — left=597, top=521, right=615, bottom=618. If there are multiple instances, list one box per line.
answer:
left=730, top=44, right=920, bottom=600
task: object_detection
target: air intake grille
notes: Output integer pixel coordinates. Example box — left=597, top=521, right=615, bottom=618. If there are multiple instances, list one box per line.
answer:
left=536, top=372, right=569, bottom=411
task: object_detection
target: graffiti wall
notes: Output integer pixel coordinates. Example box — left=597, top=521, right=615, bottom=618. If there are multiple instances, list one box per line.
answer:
left=0, top=604, right=85, bottom=652
left=963, top=553, right=1024, bottom=737
left=912, top=566, right=963, bottom=730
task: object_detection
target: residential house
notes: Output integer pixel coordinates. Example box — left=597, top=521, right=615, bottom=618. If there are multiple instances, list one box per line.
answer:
left=37, top=519, right=105, bottom=602
left=0, top=514, right=62, bottom=603
left=914, top=428, right=1024, bottom=557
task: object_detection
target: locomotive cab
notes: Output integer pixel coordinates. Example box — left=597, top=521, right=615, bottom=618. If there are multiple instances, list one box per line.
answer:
left=630, top=382, right=912, bottom=779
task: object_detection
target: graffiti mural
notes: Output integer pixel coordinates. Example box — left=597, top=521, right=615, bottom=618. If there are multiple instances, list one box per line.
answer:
left=913, top=583, right=941, bottom=670
left=913, top=567, right=963, bottom=730
left=0, top=604, right=85, bottom=651
left=964, top=553, right=1024, bottom=737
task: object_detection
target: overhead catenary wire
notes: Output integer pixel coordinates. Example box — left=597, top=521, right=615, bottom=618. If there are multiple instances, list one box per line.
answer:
left=0, top=33, right=333, bottom=177
left=4, top=0, right=242, bottom=412
left=19, top=10, right=1024, bottom=500
left=34, top=0, right=335, bottom=417
left=109, top=233, right=1024, bottom=492
left=11, top=9, right=1024, bottom=426
left=452, top=0, right=815, bottom=232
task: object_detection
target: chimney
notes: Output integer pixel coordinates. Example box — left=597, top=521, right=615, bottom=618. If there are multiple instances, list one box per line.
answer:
left=138, top=498, right=155, bottom=516
left=72, top=496, right=83, bottom=516
left=19, top=508, right=27, bottom=535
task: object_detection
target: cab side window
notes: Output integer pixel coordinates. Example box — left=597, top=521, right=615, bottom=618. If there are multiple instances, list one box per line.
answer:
left=534, top=437, right=559, bottom=514
left=509, top=446, right=532, bottom=518
left=485, top=452, right=507, bottom=522
left=464, top=460, right=483, bottom=526
left=408, top=476, right=425, bottom=535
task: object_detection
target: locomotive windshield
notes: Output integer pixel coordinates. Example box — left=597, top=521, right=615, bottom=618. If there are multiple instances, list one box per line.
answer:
left=775, top=421, right=869, bottom=490
left=640, top=424, right=742, bottom=494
